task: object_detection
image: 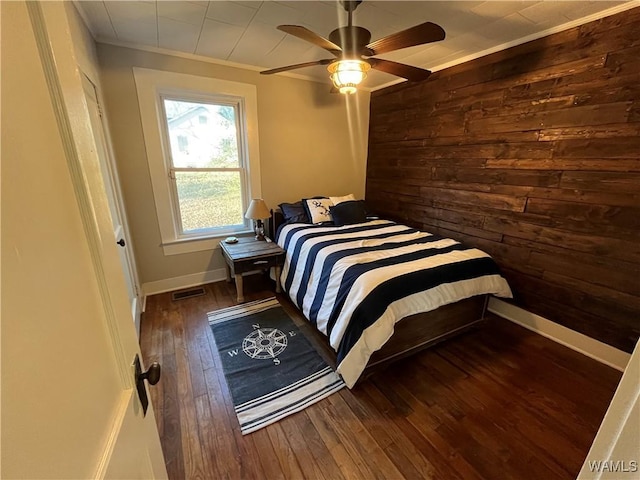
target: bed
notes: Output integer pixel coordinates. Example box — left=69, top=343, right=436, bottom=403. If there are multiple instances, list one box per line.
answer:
left=270, top=204, right=512, bottom=388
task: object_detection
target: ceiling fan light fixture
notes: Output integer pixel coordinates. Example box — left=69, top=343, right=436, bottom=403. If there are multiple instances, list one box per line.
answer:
left=327, top=59, right=371, bottom=94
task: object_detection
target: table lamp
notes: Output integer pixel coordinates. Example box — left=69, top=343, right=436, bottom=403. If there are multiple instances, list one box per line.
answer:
left=245, top=198, right=270, bottom=240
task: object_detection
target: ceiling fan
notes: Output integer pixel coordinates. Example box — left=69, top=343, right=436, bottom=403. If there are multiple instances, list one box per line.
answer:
left=260, top=0, right=445, bottom=94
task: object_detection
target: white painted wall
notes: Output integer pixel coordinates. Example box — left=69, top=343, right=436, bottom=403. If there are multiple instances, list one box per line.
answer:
left=1, top=2, right=166, bottom=477
left=96, top=43, right=370, bottom=287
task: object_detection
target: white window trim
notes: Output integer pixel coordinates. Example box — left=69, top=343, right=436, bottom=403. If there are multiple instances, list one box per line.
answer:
left=133, top=68, right=262, bottom=255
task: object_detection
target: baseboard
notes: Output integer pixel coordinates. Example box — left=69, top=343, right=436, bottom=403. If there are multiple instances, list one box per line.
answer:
left=132, top=296, right=141, bottom=338
left=488, top=297, right=630, bottom=372
left=141, top=268, right=228, bottom=297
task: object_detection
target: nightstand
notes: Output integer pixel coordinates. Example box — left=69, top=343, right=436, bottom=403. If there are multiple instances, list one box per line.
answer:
left=219, top=237, right=285, bottom=303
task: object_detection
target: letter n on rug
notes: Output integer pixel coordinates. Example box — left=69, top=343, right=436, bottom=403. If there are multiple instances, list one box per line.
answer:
left=207, top=297, right=345, bottom=434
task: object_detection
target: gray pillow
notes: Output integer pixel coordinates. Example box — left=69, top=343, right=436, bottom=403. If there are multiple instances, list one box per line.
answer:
left=279, top=201, right=310, bottom=224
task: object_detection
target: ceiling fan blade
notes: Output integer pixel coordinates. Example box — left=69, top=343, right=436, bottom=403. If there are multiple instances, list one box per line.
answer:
left=368, top=58, right=432, bottom=81
left=260, top=59, right=334, bottom=75
left=366, top=22, right=445, bottom=55
left=277, top=25, right=342, bottom=55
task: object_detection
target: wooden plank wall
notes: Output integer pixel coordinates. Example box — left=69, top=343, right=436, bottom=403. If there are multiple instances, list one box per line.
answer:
left=365, top=8, right=640, bottom=353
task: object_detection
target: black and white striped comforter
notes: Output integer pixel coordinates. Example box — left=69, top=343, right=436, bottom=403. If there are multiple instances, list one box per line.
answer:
left=277, top=220, right=512, bottom=387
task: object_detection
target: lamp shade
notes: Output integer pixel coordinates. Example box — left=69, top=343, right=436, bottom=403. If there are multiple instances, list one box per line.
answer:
left=327, top=60, right=371, bottom=94
left=244, top=198, right=270, bottom=220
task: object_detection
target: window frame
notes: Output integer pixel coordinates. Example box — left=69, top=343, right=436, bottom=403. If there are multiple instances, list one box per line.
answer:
left=158, top=92, right=249, bottom=238
left=134, top=68, right=262, bottom=255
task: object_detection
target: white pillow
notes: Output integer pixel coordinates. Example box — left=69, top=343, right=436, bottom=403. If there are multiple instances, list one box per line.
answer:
left=329, top=194, right=355, bottom=205
left=304, top=198, right=333, bottom=224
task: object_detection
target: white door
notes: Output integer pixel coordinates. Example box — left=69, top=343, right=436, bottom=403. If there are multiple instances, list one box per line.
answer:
left=1, top=2, right=167, bottom=479
left=82, top=73, right=142, bottom=335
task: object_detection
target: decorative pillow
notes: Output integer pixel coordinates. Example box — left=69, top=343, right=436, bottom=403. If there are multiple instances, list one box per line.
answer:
left=330, top=200, right=367, bottom=226
left=303, top=197, right=334, bottom=224
left=278, top=201, right=310, bottom=224
left=358, top=200, right=378, bottom=218
left=329, top=193, right=356, bottom=205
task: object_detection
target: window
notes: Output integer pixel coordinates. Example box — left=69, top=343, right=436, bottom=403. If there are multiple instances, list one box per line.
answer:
left=177, top=135, right=189, bottom=152
left=161, top=97, right=246, bottom=236
left=134, top=68, right=262, bottom=255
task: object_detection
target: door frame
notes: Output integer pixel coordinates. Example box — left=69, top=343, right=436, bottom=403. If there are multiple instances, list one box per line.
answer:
left=81, top=71, right=143, bottom=334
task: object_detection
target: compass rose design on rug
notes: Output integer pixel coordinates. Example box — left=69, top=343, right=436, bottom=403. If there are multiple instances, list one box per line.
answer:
left=208, top=297, right=345, bottom=434
left=242, top=327, right=288, bottom=364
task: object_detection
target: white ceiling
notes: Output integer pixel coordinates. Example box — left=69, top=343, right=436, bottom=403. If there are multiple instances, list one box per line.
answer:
left=76, top=0, right=637, bottom=90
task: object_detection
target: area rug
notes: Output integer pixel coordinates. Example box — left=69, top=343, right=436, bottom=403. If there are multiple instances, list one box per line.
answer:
left=207, top=297, right=345, bottom=434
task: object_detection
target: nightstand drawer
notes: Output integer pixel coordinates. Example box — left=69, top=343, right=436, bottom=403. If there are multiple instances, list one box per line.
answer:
left=233, top=254, right=283, bottom=274
left=219, top=237, right=285, bottom=302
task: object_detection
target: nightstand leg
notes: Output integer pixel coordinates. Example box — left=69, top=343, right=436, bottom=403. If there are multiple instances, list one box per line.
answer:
left=275, top=266, right=282, bottom=293
left=234, top=273, right=244, bottom=303
left=225, top=263, right=232, bottom=282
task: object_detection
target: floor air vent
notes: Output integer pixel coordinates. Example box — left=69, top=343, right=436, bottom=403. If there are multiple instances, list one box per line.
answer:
left=171, top=287, right=206, bottom=301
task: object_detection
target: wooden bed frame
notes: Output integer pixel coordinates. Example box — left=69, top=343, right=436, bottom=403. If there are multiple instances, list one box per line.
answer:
left=268, top=210, right=488, bottom=382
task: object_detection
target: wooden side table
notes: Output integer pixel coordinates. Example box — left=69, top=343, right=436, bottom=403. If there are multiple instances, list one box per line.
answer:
left=219, top=237, right=285, bottom=303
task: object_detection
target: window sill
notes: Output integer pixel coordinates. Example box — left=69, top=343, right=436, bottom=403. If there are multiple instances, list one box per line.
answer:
left=162, top=229, right=254, bottom=255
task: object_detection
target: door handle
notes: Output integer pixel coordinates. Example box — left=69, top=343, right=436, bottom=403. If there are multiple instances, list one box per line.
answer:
left=117, top=238, right=126, bottom=247
left=140, top=362, right=161, bottom=385
left=133, top=354, right=161, bottom=416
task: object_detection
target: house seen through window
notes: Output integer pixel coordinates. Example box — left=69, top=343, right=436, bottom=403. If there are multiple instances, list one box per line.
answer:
left=162, top=98, right=247, bottom=236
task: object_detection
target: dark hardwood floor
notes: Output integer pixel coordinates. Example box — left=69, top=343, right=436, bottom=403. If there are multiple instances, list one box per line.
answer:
left=140, top=274, right=621, bottom=480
